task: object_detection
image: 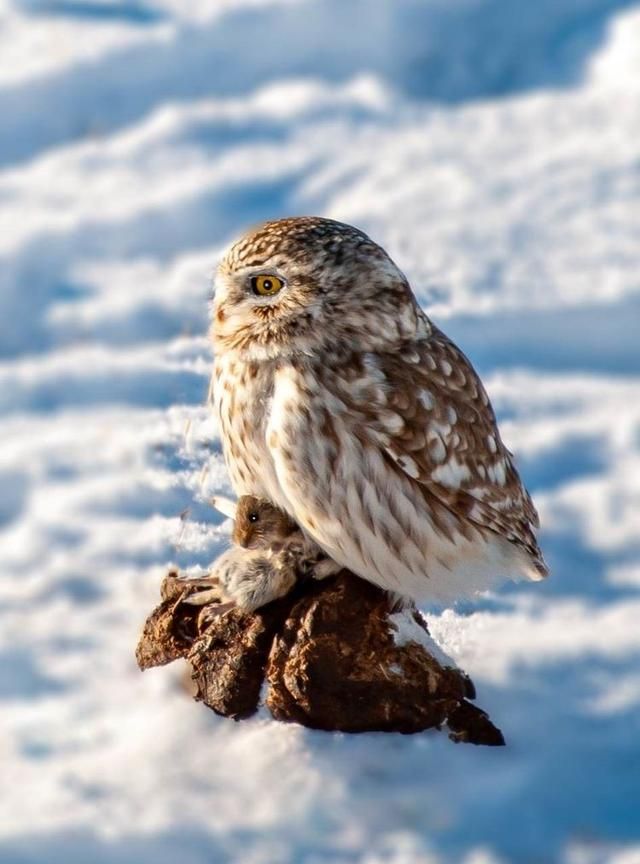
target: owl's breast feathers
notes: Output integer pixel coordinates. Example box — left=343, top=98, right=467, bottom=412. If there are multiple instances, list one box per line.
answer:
left=214, top=329, right=547, bottom=604
left=212, top=353, right=280, bottom=502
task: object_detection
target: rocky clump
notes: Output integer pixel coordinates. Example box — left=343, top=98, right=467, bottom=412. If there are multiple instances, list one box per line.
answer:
left=137, top=569, right=504, bottom=745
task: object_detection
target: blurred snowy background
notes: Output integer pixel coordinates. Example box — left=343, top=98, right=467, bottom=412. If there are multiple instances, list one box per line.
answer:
left=1, top=0, right=640, bottom=862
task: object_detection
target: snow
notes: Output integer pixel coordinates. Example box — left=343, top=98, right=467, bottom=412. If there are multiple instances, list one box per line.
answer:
left=1, top=1, right=640, bottom=862
left=388, top=611, right=456, bottom=670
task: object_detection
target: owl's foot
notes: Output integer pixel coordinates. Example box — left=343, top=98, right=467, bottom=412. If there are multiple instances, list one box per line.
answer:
left=311, top=557, right=343, bottom=580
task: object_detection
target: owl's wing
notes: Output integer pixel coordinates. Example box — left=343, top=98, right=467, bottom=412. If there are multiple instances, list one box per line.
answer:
left=362, top=328, right=547, bottom=577
left=267, top=333, right=547, bottom=604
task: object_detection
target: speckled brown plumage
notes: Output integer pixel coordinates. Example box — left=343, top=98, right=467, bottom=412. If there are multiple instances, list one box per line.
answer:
left=211, top=216, right=547, bottom=606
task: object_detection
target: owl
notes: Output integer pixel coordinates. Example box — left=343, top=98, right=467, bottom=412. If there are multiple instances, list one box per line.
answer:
left=210, top=217, right=548, bottom=607
left=184, top=495, right=336, bottom=614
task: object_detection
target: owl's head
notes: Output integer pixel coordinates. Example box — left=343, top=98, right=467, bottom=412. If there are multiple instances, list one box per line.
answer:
left=212, top=217, right=422, bottom=358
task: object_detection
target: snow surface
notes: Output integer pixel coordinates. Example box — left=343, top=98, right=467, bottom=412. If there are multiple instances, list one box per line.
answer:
left=388, top=612, right=456, bottom=671
left=1, top=1, right=640, bottom=862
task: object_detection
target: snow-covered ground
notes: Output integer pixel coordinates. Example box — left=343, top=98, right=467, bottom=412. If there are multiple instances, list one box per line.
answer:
left=1, top=1, right=640, bottom=861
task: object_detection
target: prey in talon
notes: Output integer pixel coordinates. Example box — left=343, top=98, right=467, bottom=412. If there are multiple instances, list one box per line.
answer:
left=184, top=495, right=340, bottom=617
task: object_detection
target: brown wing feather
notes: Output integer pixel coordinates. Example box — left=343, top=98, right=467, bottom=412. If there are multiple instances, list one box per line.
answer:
left=337, top=326, right=547, bottom=576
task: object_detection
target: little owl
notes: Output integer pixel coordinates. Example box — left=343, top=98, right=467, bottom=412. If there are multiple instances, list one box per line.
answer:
left=210, top=217, right=547, bottom=607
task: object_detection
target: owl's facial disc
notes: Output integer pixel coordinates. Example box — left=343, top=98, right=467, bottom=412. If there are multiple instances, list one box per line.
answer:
left=212, top=259, right=320, bottom=354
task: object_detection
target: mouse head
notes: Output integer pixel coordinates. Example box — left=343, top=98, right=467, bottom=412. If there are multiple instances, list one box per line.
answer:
left=233, top=495, right=299, bottom=549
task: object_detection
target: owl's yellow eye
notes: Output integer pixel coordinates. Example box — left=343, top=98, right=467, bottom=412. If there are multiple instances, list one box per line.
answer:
left=250, top=274, right=285, bottom=297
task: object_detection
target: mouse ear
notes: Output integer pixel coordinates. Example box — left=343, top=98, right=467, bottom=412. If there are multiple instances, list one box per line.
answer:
left=210, top=495, right=237, bottom=520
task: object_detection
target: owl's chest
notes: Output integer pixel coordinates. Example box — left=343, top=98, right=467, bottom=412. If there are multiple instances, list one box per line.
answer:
left=213, top=354, right=273, bottom=494
left=213, top=354, right=324, bottom=506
